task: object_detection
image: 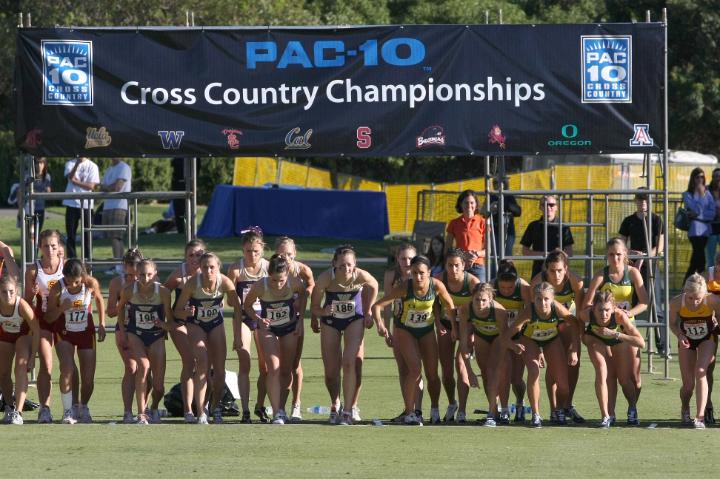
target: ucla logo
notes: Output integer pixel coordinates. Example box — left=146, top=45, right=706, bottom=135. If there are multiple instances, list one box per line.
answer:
left=629, top=124, right=654, bottom=147
left=42, top=40, right=93, bottom=106
left=158, top=131, right=185, bottom=149
left=581, top=36, right=631, bottom=104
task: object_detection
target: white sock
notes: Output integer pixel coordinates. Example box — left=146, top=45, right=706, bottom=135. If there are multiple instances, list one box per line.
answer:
left=61, top=392, right=73, bottom=411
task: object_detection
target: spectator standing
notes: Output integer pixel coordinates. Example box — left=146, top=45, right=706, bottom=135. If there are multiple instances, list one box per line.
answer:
left=520, top=195, right=574, bottom=278
left=171, top=157, right=186, bottom=234
left=705, top=168, right=720, bottom=267
left=445, top=190, right=486, bottom=280
left=683, top=167, right=715, bottom=280
left=489, top=177, right=522, bottom=271
left=63, top=157, right=99, bottom=260
left=100, top=158, right=132, bottom=273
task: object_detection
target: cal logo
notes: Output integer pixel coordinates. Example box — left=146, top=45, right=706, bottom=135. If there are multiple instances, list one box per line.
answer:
left=629, top=124, right=654, bottom=147
left=42, top=40, right=93, bottom=106
left=581, top=36, right=631, bottom=103
left=158, top=131, right=185, bottom=149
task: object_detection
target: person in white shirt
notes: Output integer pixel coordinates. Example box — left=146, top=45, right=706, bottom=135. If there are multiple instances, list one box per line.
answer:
left=63, top=158, right=100, bottom=260
left=100, top=159, right=132, bottom=268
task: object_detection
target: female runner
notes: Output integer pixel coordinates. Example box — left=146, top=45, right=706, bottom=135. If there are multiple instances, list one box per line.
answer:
left=503, top=281, right=577, bottom=428
left=311, top=245, right=378, bottom=425
left=227, top=229, right=269, bottom=423
left=274, top=237, right=314, bottom=422
left=0, top=275, right=39, bottom=424
left=372, top=255, right=455, bottom=426
left=669, top=274, right=720, bottom=429
left=702, top=253, right=720, bottom=422
left=493, top=260, right=531, bottom=423
left=118, top=259, right=173, bottom=424
left=579, top=290, right=644, bottom=428
left=46, top=259, right=106, bottom=424
left=107, top=248, right=144, bottom=423
left=458, top=282, right=507, bottom=427
left=585, top=237, right=648, bottom=425
left=244, top=254, right=307, bottom=425
left=164, top=239, right=206, bottom=423
left=174, top=252, right=241, bottom=424
left=433, top=248, right=479, bottom=422
left=530, top=250, right=585, bottom=423
left=23, top=229, right=64, bottom=423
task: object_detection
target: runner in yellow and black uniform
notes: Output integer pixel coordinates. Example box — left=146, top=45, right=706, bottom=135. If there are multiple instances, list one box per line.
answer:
left=493, top=260, right=530, bottom=423
left=433, top=249, right=479, bottom=423
left=372, top=255, right=455, bottom=426
left=703, top=256, right=720, bottom=423
left=670, top=274, right=720, bottom=429
left=503, top=281, right=576, bottom=428
left=458, top=283, right=507, bottom=427
left=585, top=237, right=648, bottom=426
left=579, top=290, right=644, bottom=428
left=530, top=250, right=585, bottom=424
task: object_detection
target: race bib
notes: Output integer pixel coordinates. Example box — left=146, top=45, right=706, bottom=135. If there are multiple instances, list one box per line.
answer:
left=65, top=309, right=88, bottom=332
left=197, top=304, right=221, bottom=322
left=684, top=322, right=708, bottom=340
left=332, top=300, right=355, bottom=319
left=506, top=309, right=518, bottom=326
left=477, top=323, right=498, bottom=335
left=530, top=326, right=556, bottom=341
left=135, top=310, right=159, bottom=330
left=406, top=309, right=431, bottom=328
left=267, top=306, right=291, bottom=326
left=1, top=319, right=21, bottom=334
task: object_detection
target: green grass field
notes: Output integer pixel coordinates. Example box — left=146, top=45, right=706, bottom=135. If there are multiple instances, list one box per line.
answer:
left=1, top=206, right=718, bottom=478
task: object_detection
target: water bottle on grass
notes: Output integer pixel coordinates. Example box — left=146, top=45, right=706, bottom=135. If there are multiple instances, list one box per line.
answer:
left=307, top=405, right=331, bottom=414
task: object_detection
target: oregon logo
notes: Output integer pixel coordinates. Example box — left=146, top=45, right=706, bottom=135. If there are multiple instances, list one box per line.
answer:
left=547, top=124, right=592, bottom=147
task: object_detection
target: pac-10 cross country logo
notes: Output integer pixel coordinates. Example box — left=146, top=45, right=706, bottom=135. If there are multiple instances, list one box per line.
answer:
left=581, top=36, right=631, bottom=104
left=41, top=40, right=93, bottom=106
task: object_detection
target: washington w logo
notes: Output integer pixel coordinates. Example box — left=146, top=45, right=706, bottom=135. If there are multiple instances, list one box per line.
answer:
left=158, top=131, right=185, bottom=149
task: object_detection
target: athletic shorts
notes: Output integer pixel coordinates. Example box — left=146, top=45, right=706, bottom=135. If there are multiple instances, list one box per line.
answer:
left=0, top=326, right=28, bottom=344
left=55, top=315, right=96, bottom=350
left=269, top=321, right=297, bottom=337
left=128, top=328, right=165, bottom=347
left=473, top=329, right=498, bottom=343
left=33, top=306, right=55, bottom=332
left=321, top=315, right=360, bottom=332
left=188, top=315, right=223, bottom=333
left=394, top=319, right=433, bottom=340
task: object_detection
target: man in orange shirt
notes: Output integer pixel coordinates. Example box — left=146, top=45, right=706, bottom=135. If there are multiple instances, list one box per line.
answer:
left=445, top=190, right=487, bottom=281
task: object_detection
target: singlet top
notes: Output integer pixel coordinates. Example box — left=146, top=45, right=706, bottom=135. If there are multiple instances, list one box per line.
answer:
left=35, top=259, right=64, bottom=313
left=599, top=266, right=635, bottom=313
left=396, top=279, right=436, bottom=329
left=678, top=294, right=716, bottom=342
left=0, top=298, right=23, bottom=334
left=127, top=282, right=165, bottom=332
left=189, top=274, right=224, bottom=324
left=323, top=268, right=364, bottom=321
left=523, top=303, right=560, bottom=342
left=59, top=278, right=93, bottom=332
left=235, top=258, right=269, bottom=315
left=442, top=272, right=472, bottom=320
left=586, top=310, right=622, bottom=346
left=493, top=279, right=524, bottom=325
left=469, top=303, right=498, bottom=337
left=259, top=277, right=297, bottom=327
left=541, top=272, right=575, bottom=312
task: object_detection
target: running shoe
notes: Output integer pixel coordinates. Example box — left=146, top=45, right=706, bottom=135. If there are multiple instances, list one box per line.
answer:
left=9, top=411, right=23, bottom=425
left=197, top=413, right=209, bottom=425
left=329, top=408, right=339, bottom=425
left=78, top=405, right=92, bottom=424
left=627, top=406, right=639, bottom=426
left=599, top=416, right=612, bottom=429
left=554, top=409, right=567, bottom=426
left=404, top=411, right=423, bottom=426
left=609, top=416, right=616, bottom=426
left=681, top=410, right=693, bottom=426
left=498, top=411, right=510, bottom=425
left=444, top=402, right=458, bottom=423
left=184, top=412, right=197, bottom=424
left=277, top=409, right=288, bottom=423
left=705, top=407, right=716, bottom=424
left=137, top=414, right=149, bottom=425
left=37, top=406, right=53, bottom=424
left=351, top=407, right=362, bottom=422
left=693, top=418, right=706, bottom=430
left=2, top=406, right=12, bottom=424
left=430, top=408, right=441, bottom=424
left=272, top=415, right=285, bottom=425
left=456, top=411, right=467, bottom=424
left=254, top=406, right=270, bottom=423
left=241, top=410, right=252, bottom=424
left=123, top=411, right=135, bottom=424
left=567, top=406, right=585, bottom=424
left=212, top=407, right=223, bottom=424
left=531, top=413, right=542, bottom=428
left=62, top=409, right=77, bottom=425
left=339, top=411, right=353, bottom=426
left=514, top=404, right=526, bottom=423
left=391, top=411, right=406, bottom=424
left=485, top=415, right=497, bottom=428
left=549, top=410, right=558, bottom=424
left=415, top=409, right=425, bottom=425
left=290, top=403, right=302, bottom=423
left=150, top=409, right=162, bottom=424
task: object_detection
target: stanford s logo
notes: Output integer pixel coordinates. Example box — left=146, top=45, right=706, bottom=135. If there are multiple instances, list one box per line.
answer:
left=158, top=131, right=185, bottom=149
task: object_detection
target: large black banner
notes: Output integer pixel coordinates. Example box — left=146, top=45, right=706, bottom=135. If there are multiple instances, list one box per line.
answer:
left=15, top=24, right=664, bottom=158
